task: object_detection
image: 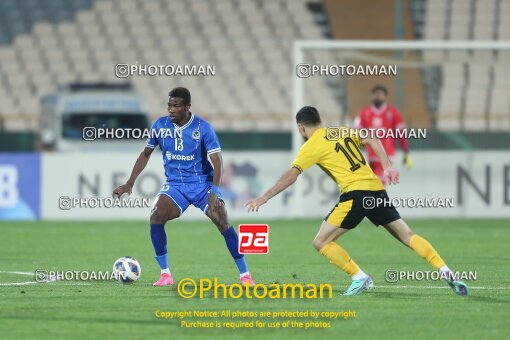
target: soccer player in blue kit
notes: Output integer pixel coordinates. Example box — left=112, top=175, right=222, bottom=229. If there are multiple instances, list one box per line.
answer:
left=113, top=87, right=254, bottom=286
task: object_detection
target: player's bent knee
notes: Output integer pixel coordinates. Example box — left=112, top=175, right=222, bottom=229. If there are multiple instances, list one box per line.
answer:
left=214, top=217, right=230, bottom=232
left=312, top=237, right=326, bottom=251
left=210, top=213, right=229, bottom=230
left=150, top=210, right=166, bottom=224
left=386, top=219, right=414, bottom=245
left=217, top=224, right=230, bottom=233
left=207, top=208, right=230, bottom=232
left=216, top=215, right=229, bottom=229
left=397, top=222, right=415, bottom=245
left=393, top=228, right=414, bottom=246
left=400, top=230, right=415, bottom=246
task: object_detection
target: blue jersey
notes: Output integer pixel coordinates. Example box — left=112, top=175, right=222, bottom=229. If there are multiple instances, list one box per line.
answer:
left=146, top=113, right=221, bottom=184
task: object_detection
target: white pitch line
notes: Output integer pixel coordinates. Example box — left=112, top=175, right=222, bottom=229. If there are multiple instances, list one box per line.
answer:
left=0, top=281, right=39, bottom=286
left=0, top=271, right=37, bottom=286
left=0, top=271, right=92, bottom=286
left=373, top=285, right=509, bottom=290
left=0, top=271, right=35, bottom=276
left=0, top=272, right=508, bottom=290
left=0, top=281, right=92, bottom=287
left=300, top=284, right=509, bottom=291
left=202, top=282, right=510, bottom=290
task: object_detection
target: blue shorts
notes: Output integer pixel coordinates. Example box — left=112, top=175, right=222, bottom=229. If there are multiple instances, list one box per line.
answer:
left=158, top=182, right=222, bottom=215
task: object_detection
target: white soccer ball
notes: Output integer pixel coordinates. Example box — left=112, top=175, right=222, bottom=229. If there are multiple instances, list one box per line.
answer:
left=113, top=256, right=141, bottom=284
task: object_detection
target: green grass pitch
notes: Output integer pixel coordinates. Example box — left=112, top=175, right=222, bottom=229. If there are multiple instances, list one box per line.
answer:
left=1, top=219, right=509, bottom=339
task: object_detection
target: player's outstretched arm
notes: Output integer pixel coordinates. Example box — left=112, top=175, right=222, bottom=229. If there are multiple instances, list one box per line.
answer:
left=208, top=152, right=224, bottom=212
left=245, top=167, right=301, bottom=212
left=112, top=146, right=155, bottom=197
left=362, top=137, right=399, bottom=185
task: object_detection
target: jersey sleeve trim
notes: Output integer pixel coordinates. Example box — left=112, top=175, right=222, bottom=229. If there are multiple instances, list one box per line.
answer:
left=207, top=147, right=222, bottom=155
left=291, top=164, right=304, bottom=173
left=146, top=143, right=157, bottom=148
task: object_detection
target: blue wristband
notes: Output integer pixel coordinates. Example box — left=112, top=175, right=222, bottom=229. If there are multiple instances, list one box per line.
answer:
left=210, top=185, right=221, bottom=196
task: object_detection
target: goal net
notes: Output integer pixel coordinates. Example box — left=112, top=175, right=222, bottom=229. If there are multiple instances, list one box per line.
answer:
left=290, top=40, right=510, bottom=217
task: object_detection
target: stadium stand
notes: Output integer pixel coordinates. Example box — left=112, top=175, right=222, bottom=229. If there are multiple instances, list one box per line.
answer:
left=323, top=0, right=431, bottom=128
left=419, top=0, right=510, bottom=130
left=0, top=0, right=508, bottom=132
left=0, top=0, right=335, bottom=132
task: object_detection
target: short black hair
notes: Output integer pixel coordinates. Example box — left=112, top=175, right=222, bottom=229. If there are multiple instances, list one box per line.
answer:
left=296, top=106, right=321, bottom=126
left=168, top=87, right=191, bottom=105
left=371, top=85, right=388, bottom=95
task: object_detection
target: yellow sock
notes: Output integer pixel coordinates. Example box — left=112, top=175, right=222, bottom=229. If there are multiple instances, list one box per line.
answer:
left=409, top=234, right=446, bottom=270
left=319, top=242, right=360, bottom=277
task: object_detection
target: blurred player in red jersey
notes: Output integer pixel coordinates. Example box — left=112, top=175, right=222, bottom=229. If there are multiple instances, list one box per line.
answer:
left=354, top=85, right=413, bottom=185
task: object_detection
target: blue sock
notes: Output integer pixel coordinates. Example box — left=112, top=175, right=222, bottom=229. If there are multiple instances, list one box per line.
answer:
left=222, top=226, right=249, bottom=275
left=150, top=223, right=169, bottom=270
left=155, top=254, right=168, bottom=270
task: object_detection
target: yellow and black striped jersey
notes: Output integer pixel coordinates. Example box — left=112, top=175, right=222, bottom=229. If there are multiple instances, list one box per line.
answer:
left=291, top=127, right=384, bottom=193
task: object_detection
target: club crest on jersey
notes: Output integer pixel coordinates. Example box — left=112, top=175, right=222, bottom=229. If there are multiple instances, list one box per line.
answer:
left=165, top=151, right=172, bottom=160
left=192, top=129, right=200, bottom=140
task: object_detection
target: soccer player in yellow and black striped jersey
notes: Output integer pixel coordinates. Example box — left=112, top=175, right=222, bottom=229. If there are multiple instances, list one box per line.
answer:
left=246, top=106, right=468, bottom=296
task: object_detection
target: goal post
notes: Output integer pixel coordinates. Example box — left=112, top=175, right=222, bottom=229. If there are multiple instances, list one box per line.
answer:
left=291, top=40, right=510, bottom=218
